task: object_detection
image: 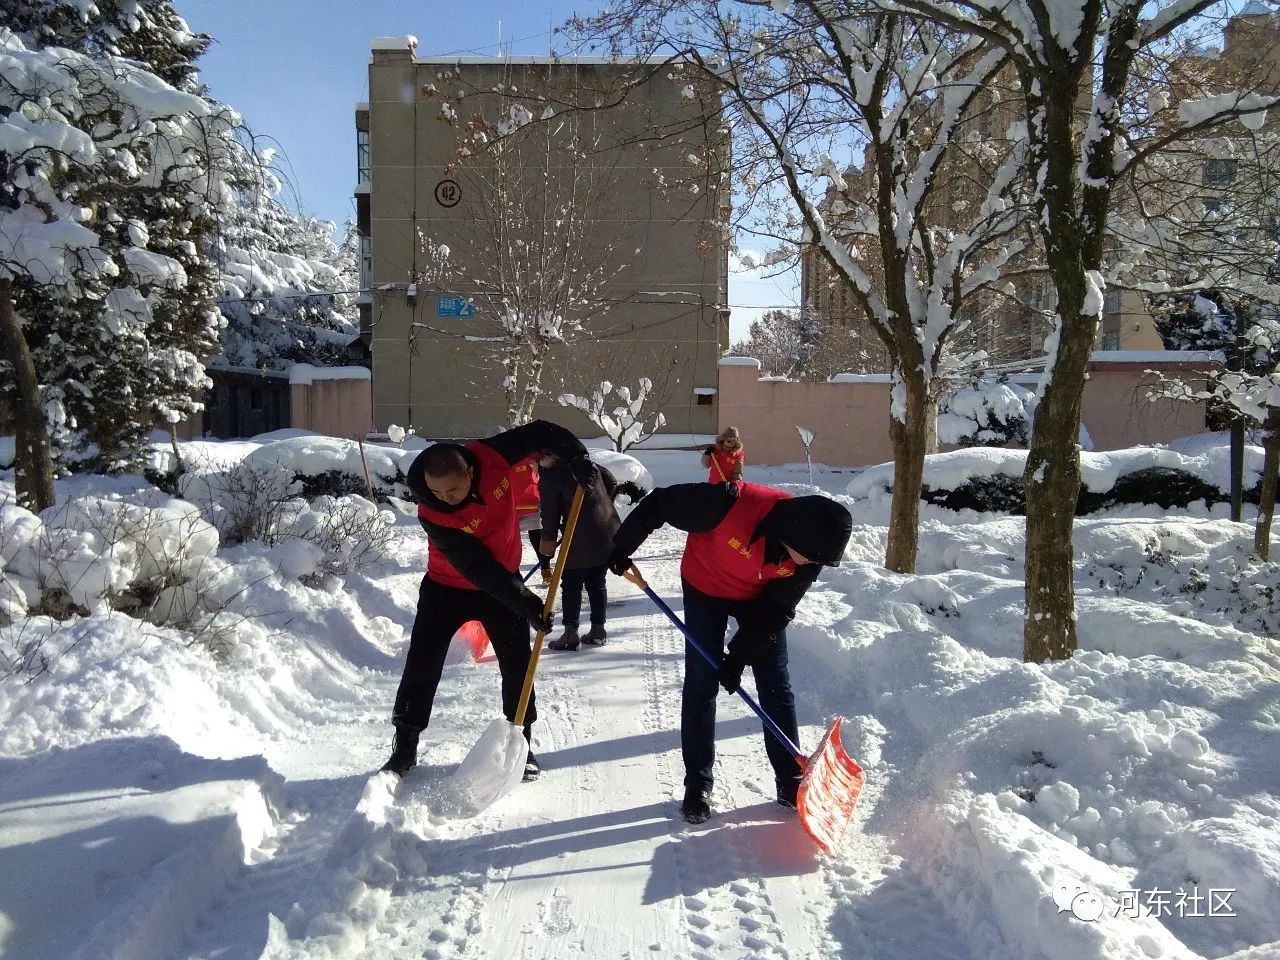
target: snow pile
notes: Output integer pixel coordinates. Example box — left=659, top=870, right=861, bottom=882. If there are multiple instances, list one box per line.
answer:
left=790, top=511, right=1280, bottom=959
left=0, top=737, right=283, bottom=960
left=262, top=773, right=438, bottom=959
left=0, top=494, right=218, bottom=620
left=589, top=448, right=653, bottom=493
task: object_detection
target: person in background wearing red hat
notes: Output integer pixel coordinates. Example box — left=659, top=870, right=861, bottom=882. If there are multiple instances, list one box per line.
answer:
left=607, top=480, right=853, bottom=823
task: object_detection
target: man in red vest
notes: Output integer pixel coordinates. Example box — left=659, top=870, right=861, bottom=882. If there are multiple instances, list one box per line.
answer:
left=382, top=420, right=597, bottom=780
left=608, top=482, right=852, bottom=823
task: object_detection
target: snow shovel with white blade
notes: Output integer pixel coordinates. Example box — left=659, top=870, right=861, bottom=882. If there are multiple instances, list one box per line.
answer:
left=623, top=565, right=865, bottom=854
left=445, top=484, right=587, bottom=816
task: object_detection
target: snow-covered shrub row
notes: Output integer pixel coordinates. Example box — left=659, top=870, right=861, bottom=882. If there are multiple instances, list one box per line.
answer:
left=850, top=437, right=1266, bottom=514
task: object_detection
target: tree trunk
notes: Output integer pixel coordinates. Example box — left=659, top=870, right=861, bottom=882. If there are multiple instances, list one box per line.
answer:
left=885, top=368, right=928, bottom=573
left=504, top=337, right=521, bottom=428
left=518, top=341, right=549, bottom=426
left=1023, top=282, right=1092, bottom=663
left=0, top=279, right=56, bottom=513
left=925, top=382, right=941, bottom=455
left=1255, top=406, right=1279, bottom=561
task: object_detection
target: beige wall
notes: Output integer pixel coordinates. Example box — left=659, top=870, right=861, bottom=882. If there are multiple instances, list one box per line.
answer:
left=719, top=358, right=1214, bottom=467
left=364, top=48, right=724, bottom=439
left=290, top=378, right=374, bottom=440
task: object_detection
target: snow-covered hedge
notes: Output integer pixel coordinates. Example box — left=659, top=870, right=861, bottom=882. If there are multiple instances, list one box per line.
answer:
left=847, top=438, right=1265, bottom=514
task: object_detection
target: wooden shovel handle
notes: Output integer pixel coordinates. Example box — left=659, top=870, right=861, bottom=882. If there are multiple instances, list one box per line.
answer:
left=514, top=483, right=586, bottom=727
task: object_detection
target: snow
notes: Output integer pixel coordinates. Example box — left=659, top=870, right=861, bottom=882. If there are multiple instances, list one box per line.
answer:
left=845, top=435, right=1265, bottom=499
left=370, top=36, right=417, bottom=51
left=718, top=356, right=763, bottom=367
left=829, top=373, right=893, bottom=383
left=287, top=365, right=373, bottom=385
left=2, top=432, right=1279, bottom=960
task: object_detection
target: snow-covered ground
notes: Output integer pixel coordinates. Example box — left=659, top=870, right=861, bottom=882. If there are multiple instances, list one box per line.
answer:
left=2, top=433, right=1278, bottom=960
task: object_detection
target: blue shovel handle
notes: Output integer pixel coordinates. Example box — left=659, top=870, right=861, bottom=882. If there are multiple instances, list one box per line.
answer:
left=522, top=563, right=542, bottom=583
left=633, top=572, right=805, bottom=761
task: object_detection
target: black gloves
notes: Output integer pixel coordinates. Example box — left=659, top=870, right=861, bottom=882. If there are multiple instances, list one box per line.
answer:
left=516, top=587, right=554, bottom=634
left=718, top=646, right=749, bottom=694
left=607, top=549, right=633, bottom=577
left=568, top=453, right=598, bottom=487
left=719, top=481, right=740, bottom=499
left=718, top=627, right=773, bottom=694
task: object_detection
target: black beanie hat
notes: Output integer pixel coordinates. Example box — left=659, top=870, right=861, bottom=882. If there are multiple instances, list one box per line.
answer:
left=765, top=495, right=853, bottom=566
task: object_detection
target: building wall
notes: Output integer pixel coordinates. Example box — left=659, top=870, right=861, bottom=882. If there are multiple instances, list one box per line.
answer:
left=363, top=45, right=724, bottom=439
left=718, top=358, right=1214, bottom=467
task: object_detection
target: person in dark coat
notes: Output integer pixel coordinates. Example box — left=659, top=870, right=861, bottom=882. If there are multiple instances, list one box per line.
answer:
left=608, top=481, right=853, bottom=823
left=537, top=455, right=621, bottom=650
left=382, top=420, right=597, bottom=781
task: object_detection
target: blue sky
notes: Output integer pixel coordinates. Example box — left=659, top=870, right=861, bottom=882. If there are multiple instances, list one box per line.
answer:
left=179, top=0, right=798, bottom=341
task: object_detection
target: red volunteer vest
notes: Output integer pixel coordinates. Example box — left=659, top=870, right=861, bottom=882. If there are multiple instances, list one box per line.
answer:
left=417, top=442, right=522, bottom=590
left=707, top=447, right=745, bottom=483
left=512, top=455, right=540, bottom=518
left=681, top=482, right=797, bottom=600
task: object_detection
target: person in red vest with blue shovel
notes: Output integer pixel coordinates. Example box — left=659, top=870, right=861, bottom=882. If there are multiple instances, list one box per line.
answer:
left=382, top=420, right=596, bottom=781
left=608, top=481, right=853, bottom=824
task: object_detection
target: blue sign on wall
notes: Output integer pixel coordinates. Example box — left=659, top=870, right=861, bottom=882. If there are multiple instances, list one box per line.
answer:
left=437, top=296, right=475, bottom=318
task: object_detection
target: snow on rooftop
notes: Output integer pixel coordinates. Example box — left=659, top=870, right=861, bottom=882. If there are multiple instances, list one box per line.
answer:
left=693, top=387, right=718, bottom=396
left=1240, top=0, right=1272, bottom=16
left=288, top=364, right=373, bottom=385
left=829, top=373, right=893, bottom=383
left=718, top=357, right=762, bottom=368
left=371, top=36, right=417, bottom=52
left=1090, top=350, right=1224, bottom=364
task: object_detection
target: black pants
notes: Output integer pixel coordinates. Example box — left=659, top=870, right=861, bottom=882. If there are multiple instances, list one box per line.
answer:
left=560, top=564, right=608, bottom=628
left=391, top=577, right=537, bottom=736
left=681, top=585, right=802, bottom=794
left=528, top=529, right=551, bottom=571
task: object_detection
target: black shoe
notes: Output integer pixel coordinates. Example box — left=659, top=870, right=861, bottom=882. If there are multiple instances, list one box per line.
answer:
left=582, top=624, right=607, bottom=647
left=380, top=727, right=419, bottom=776
left=680, top=786, right=712, bottom=824
left=548, top=627, right=580, bottom=651
left=777, top=779, right=800, bottom=810
left=522, top=750, right=541, bottom=782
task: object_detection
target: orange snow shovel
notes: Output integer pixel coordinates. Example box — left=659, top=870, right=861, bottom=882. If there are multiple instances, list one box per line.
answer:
left=624, top=565, right=865, bottom=854
left=445, top=484, right=586, bottom=815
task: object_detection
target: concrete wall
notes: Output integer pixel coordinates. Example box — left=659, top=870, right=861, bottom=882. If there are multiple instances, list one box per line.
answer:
left=290, top=377, right=374, bottom=441
left=718, top=357, right=1216, bottom=467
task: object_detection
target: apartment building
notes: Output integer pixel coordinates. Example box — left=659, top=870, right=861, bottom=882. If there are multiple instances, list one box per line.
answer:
left=355, top=37, right=727, bottom=437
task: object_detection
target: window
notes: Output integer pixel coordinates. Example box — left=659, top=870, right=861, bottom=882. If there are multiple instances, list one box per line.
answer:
left=1203, top=158, right=1236, bottom=185
left=1103, top=289, right=1122, bottom=314
left=359, top=234, right=372, bottom=291
left=1101, top=330, right=1121, bottom=350
left=356, top=128, right=371, bottom=184
left=696, top=393, right=714, bottom=406
left=1204, top=199, right=1222, bottom=214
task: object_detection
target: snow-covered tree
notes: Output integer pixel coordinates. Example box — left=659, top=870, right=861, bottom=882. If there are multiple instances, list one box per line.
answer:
left=0, top=28, right=245, bottom=498
left=214, top=174, right=358, bottom=372
left=415, top=111, right=626, bottom=427
left=5, top=0, right=210, bottom=92
left=570, top=3, right=1033, bottom=574
left=870, top=0, right=1280, bottom=659
left=730, top=308, right=821, bottom=379
left=938, top=380, right=1035, bottom=446
left=559, top=379, right=667, bottom=452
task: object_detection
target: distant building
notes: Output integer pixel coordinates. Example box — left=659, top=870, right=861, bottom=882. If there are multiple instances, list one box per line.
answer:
left=356, top=38, right=727, bottom=437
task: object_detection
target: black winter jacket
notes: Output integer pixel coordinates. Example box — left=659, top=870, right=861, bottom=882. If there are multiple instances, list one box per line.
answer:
left=539, top=461, right=620, bottom=570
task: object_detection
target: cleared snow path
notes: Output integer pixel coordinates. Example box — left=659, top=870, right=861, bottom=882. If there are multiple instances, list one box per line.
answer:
left=167, top=527, right=974, bottom=960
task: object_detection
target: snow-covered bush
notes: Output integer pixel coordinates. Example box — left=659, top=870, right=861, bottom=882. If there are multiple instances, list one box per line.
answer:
left=938, top=381, right=1035, bottom=447
left=0, top=493, right=221, bottom=629
left=560, top=380, right=667, bottom=452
